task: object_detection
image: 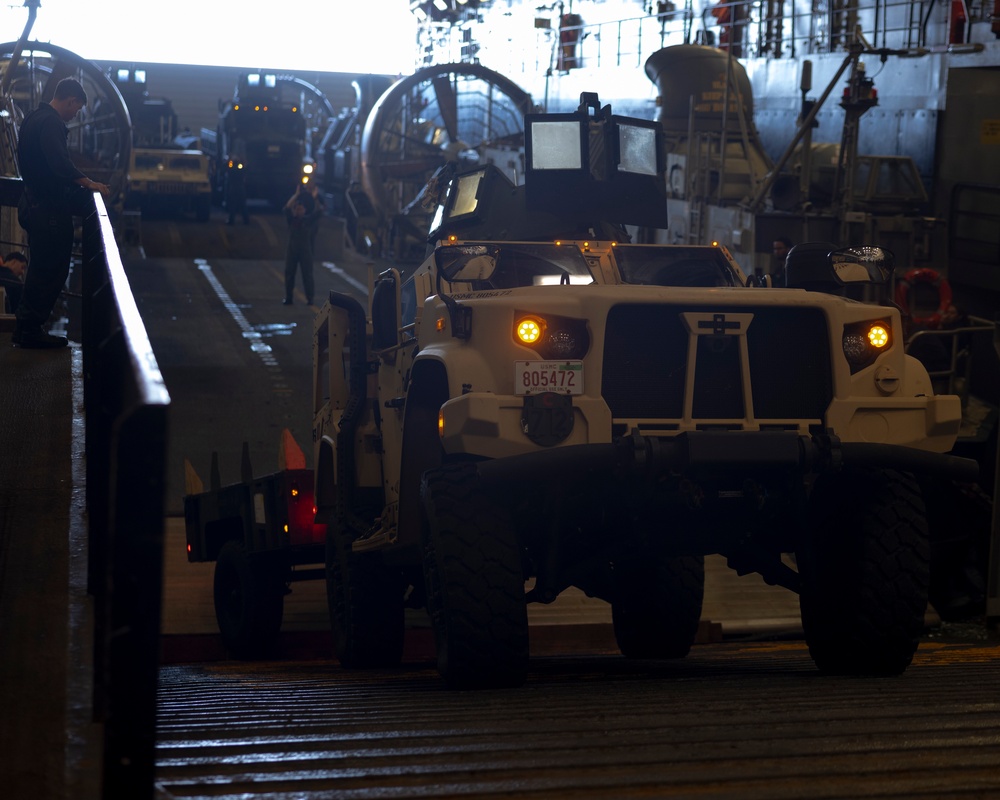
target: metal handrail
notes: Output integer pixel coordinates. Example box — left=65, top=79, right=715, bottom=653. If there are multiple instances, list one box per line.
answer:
left=81, top=192, right=170, bottom=800
left=905, top=316, right=996, bottom=399
left=463, top=0, right=951, bottom=78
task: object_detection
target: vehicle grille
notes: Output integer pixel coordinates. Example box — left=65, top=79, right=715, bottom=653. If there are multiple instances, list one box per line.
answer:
left=601, top=304, right=832, bottom=422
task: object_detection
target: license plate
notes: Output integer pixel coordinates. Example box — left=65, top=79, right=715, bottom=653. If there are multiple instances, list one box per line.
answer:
left=514, top=361, right=584, bottom=395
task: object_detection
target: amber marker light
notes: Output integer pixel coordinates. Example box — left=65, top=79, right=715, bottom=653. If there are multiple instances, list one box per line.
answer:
left=516, top=316, right=544, bottom=345
left=436, top=317, right=446, bottom=332
left=291, top=487, right=299, bottom=497
left=868, top=324, right=889, bottom=348
left=843, top=319, right=892, bottom=373
left=283, top=524, right=289, bottom=533
left=438, top=411, right=445, bottom=438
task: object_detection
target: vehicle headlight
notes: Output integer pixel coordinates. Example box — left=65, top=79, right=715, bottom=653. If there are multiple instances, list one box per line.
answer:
left=843, top=319, right=892, bottom=373
left=513, top=312, right=590, bottom=360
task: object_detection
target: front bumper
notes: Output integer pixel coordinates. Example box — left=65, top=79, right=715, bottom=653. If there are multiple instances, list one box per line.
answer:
left=474, top=430, right=979, bottom=487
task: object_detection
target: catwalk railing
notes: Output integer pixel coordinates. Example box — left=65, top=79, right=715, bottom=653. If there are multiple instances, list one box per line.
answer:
left=428, top=0, right=985, bottom=75
left=81, top=193, right=170, bottom=800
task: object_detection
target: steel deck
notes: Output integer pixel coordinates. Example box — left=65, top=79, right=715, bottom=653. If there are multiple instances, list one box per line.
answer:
left=155, top=637, right=1000, bottom=799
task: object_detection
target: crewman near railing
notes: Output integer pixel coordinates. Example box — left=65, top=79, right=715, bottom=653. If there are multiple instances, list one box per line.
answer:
left=13, top=77, right=110, bottom=349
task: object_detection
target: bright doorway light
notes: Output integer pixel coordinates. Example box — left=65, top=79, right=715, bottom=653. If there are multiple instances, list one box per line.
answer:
left=17, top=0, right=418, bottom=75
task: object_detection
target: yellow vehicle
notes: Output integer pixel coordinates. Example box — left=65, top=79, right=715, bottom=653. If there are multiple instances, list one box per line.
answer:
left=125, top=147, right=211, bottom=221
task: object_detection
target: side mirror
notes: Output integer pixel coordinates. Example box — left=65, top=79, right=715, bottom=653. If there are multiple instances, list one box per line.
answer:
left=786, top=242, right=895, bottom=295
left=434, top=245, right=499, bottom=283
left=452, top=255, right=496, bottom=282
left=371, top=271, right=399, bottom=351
left=830, top=246, right=894, bottom=285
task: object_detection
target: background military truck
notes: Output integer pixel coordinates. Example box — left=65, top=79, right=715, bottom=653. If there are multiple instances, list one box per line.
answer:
left=186, top=95, right=977, bottom=689
left=125, top=146, right=212, bottom=221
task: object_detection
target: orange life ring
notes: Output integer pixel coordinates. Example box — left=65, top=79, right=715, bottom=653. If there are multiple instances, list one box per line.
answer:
left=894, top=267, right=953, bottom=329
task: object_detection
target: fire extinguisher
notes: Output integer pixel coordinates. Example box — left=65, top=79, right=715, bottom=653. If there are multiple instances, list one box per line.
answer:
left=949, top=0, right=968, bottom=44
left=993, top=0, right=1000, bottom=38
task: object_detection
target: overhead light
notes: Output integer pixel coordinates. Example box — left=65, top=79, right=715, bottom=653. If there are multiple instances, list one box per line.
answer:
left=433, top=0, right=448, bottom=10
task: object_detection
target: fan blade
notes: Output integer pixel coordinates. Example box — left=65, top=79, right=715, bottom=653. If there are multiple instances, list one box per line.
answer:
left=432, top=75, right=460, bottom=144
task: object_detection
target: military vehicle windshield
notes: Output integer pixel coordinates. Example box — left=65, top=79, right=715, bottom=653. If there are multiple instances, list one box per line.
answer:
left=614, top=245, right=741, bottom=288
left=438, top=242, right=596, bottom=289
left=167, top=156, right=205, bottom=171
left=133, top=154, right=165, bottom=170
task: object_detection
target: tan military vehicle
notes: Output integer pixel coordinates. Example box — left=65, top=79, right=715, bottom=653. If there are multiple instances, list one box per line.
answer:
left=125, top=146, right=212, bottom=221
left=308, top=94, right=977, bottom=688
left=185, top=93, right=975, bottom=688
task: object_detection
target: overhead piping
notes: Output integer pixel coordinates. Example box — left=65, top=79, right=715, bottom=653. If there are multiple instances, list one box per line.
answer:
left=1, top=0, right=41, bottom=97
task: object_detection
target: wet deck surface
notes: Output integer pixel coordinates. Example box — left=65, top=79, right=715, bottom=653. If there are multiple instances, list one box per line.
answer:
left=155, top=637, right=1000, bottom=799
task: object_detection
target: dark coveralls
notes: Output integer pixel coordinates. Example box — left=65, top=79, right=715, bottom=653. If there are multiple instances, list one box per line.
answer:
left=283, top=191, right=320, bottom=305
left=16, top=103, right=85, bottom=333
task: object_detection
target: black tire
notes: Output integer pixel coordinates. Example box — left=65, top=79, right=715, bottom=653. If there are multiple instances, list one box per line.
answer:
left=611, top=553, right=705, bottom=659
left=797, top=468, right=929, bottom=675
left=421, top=463, right=528, bottom=689
left=921, top=476, right=990, bottom=622
left=324, top=523, right=405, bottom=669
left=213, top=540, right=285, bottom=659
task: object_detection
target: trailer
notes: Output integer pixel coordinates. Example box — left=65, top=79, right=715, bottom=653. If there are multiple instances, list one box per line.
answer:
left=183, top=430, right=325, bottom=658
